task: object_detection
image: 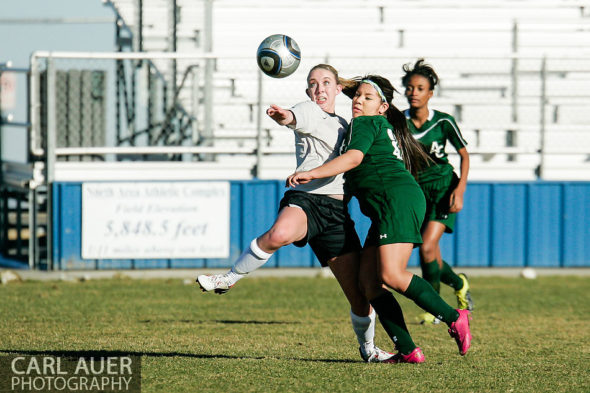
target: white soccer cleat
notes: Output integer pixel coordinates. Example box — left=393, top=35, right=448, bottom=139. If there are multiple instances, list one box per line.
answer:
left=359, top=346, right=395, bottom=363
left=196, top=274, right=234, bottom=294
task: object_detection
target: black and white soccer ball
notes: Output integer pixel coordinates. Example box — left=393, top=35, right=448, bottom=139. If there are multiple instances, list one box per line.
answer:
left=256, top=34, right=301, bottom=78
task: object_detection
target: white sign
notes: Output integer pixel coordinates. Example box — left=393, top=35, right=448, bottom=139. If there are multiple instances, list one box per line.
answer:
left=82, top=181, right=230, bottom=259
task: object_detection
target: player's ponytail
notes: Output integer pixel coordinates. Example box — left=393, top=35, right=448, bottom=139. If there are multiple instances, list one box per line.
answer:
left=338, top=76, right=358, bottom=93
left=385, top=103, right=431, bottom=177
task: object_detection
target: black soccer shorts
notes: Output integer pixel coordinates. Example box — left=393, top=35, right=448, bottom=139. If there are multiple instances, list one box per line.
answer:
left=278, top=190, right=362, bottom=266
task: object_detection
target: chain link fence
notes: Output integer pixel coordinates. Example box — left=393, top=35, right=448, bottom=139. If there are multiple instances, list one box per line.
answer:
left=25, top=51, right=590, bottom=182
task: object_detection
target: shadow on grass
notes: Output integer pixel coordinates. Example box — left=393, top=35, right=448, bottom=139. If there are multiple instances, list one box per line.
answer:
left=138, top=319, right=300, bottom=325
left=0, top=349, right=355, bottom=364
left=214, top=320, right=300, bottom=325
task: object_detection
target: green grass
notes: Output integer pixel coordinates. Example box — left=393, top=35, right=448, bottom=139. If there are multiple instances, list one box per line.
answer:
left=1, top=275, right=589, bottom=393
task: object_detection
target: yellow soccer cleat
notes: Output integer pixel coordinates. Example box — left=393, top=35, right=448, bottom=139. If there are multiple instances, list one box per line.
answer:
left=456, top=273, right=474, bottom=311
left=418, top=312, right=441, bottom=325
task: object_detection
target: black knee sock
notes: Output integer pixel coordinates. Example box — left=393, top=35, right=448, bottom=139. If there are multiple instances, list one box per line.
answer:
left=440, top=260, right=464, bottom=290
left=403, top=274, right=459, bottom=324
left=370, top=291, right=416, bottom=355
left=420, top=259, right=441, bottom=293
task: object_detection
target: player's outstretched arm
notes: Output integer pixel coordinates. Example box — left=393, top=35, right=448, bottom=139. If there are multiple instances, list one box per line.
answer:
left=266, top=104, right=295, bottom=126
left=286, top=149, right=364, bottom=187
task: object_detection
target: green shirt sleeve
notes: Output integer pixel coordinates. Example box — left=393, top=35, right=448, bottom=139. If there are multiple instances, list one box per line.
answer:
left=346, top=116, right=379, bottom=154
left=442, top=115, right=467, bottom=151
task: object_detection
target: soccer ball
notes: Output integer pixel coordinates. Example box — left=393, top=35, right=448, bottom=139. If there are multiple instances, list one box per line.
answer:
left=520, top=267, right=537, bottom=280
left=256, top=34, right=301, bottom=78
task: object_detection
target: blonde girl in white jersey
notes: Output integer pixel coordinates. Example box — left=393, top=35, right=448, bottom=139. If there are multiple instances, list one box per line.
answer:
left=197, top=64, right=393, bottom=363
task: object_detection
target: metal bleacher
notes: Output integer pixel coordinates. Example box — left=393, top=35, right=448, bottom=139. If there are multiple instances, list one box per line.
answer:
left=205, top=0, right=590, bottom=180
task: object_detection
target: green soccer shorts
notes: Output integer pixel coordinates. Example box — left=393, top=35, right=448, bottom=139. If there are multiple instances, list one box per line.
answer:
left=419, top=171, right=460, bottom=233
left=356, top=183, right=426, bottom=248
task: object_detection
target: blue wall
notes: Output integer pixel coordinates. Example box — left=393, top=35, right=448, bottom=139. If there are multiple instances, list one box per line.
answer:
left=52, top=180, right=590, bottom=270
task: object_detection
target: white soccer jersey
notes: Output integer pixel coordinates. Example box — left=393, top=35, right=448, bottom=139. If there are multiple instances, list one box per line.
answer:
left=287, top=101, right=348, bottom=194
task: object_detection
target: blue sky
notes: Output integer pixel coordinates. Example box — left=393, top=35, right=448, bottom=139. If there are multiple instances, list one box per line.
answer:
left=1, top=0, right=115, bottom=67
left=1, top=0, right=116, bottom=161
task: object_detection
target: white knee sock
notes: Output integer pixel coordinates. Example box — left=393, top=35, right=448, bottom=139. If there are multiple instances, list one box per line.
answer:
left=227, top=238, right=273, bottom=285
left=350, top=309, right=376, bottom=354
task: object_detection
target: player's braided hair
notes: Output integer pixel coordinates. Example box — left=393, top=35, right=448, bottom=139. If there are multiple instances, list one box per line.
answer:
left=401, top=58, right=439, bottom=90
left=341, top=75, right=432, bottom=178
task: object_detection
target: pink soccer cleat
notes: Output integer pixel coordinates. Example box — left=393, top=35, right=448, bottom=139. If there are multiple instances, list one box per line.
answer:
left=448, top=309, right=472, bottom=355
left=384, top=347, right=425, bottom=364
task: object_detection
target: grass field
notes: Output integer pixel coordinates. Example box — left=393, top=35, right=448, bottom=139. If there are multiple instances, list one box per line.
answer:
left=1, top=274, right=589, bottom=393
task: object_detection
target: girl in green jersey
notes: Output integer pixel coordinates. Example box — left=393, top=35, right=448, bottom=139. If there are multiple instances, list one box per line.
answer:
left=402, top=59, right=473, bottom=325
left=199, top=64, right=394, bottom=363
left=287, top=75, right=473, bottom=360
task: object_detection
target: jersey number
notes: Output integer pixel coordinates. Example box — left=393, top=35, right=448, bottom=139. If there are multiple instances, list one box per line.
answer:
left=386, top=129, right=403, bottom=160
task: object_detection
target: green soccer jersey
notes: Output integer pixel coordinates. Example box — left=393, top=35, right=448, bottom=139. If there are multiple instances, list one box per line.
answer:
left=404, top=109, right=467, bottom=183
left=342, top=115, right=417, bottom=193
